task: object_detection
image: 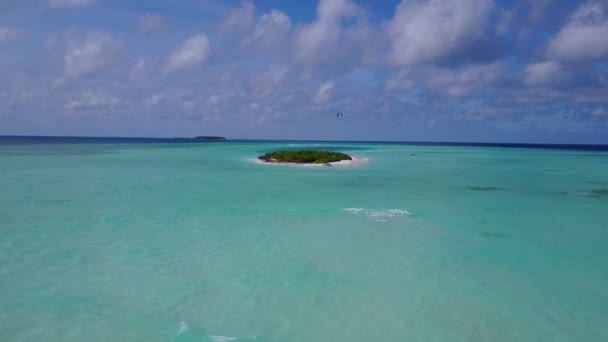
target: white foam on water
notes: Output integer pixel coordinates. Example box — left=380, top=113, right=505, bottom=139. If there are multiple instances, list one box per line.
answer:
left=343, top=208, right=411, bottom=222
left=211, top=335, right=258, bottom=341
left=177, top=321, right=189, bottom=335
left=253, top=156, right=368, bottom=168
left=171, top=321, right=190, bottom=342
left=172, top=323, right=256, bottom=342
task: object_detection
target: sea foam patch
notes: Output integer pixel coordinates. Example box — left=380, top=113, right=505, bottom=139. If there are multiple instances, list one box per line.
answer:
left=172, top=322, right=257, bottom=342
left=210, top=336, right=238, bottom=342
left=178, top=321, right=189, bottom=334
left=343, top=208, right=411, bottom=222
left=209, top=335, right=258, bottom=342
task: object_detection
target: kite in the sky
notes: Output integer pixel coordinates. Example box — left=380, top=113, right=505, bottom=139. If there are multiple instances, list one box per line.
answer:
left=336, top=112, right=344, bottom=118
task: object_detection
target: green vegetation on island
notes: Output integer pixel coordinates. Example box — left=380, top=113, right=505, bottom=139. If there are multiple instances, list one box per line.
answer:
left=193, top=136, right=226, bottom=141
left=258, top=150, right=352, bottom=164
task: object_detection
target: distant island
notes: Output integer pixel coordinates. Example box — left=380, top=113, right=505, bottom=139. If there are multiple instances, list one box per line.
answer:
left=258, top=150, right=352, bottom=165
left=193, top=136, right=226, bottom=141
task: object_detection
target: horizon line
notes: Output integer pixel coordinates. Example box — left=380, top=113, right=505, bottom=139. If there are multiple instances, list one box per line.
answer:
left=1, top=134, right=607, bottom=147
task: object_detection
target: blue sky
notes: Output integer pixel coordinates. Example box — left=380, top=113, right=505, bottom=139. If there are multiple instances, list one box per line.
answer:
left=0, top=0, right=607, bottom=143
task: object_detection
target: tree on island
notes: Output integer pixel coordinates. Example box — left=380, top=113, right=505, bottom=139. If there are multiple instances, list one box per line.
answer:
left=258, top=150, right=352, bottom=164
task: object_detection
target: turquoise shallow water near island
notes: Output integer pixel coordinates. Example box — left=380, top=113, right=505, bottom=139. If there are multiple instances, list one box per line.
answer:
left=1, top=138, right=608, bottom=341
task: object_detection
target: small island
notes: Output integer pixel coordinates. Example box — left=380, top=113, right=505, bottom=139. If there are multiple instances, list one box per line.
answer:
left=258, top=150, right=352, bottom=165
left=193, top=136, right=226, bottom=141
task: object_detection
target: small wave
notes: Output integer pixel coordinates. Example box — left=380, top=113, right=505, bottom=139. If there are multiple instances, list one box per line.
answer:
left=343, top=208, right=411, bottom=222
left=172, top=322, right=256, bottom=342
left=210, top=336, right=238, bottom=342
left=171, top=321, right=190, bottom=342
left=210, top=335, right=257, bottom=342
left=177, top=321, right=189, bottom=335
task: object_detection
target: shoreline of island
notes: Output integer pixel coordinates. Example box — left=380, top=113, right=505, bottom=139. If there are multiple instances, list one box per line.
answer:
left=253, top=156, right=368, bottom=167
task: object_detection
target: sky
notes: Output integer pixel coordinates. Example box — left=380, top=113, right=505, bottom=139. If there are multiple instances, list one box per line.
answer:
left=0, top=0, right=607, bottom=143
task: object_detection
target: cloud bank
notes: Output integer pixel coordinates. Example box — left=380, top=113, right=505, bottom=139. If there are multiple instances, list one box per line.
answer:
left=0, top=0, right=606, bottom=143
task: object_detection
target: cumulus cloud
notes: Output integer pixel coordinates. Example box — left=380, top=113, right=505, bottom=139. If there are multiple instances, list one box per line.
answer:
left=165, top=34, right=210, bottom=72
left=218, top=1, right=255, bottom=32
left=496, top=9, right=513, bottom=35
left=424, top=62, right=504, bottom=96
left=573, top=87, right=608, bottom=104
left=547, top=1, right=608, bottom=62
left=241, top=9, right=291, bottom=51
left=143, top=94, right=164, bottom=109
left=64, top=91, right=119, bottom=110
left=384, top=69, right=414, bottom=91
left=139, top=14, right=168, bottom=34
left=0, top=27, right=24, bottom=43
left=314, top=80, right=335, bottom=103
left=129, top=59, right=146, bottom=79
left=387, top=0, right=494, bottom=65
left=592, top=107, right=607, bottom=118
left=1, top=0, right=607, bottom=140
left=524, top=61, right=567, bottom=86
left=294, top=0, right=363, bottom=64
left=64, top=32, right=122, bottom=77
left=247, top=66, right=290, bottom=98
left=49, top=0, right=96, bottom=8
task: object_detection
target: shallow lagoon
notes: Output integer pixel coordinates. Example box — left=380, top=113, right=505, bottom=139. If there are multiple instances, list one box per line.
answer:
left=1, top=139, right=607, bottom=341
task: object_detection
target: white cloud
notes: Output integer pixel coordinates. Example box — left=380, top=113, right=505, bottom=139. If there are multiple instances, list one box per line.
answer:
left=524, top=61, right=567, bottom=86
left=0, top=27, right=24, bottom=43
left=384, top=69, right=414, bottom=91
left=129, top=59, right=146, bottom=79
left=387, top=0, right=494, bottom=65
left=3, top=0, right=607, bottom=138
left=49, top=0, right=96, bottom=8
left=314, top=80, right=335, bottom=103
left=247, top=66, right=289, bottom=97
left=139, top=14, right=168, bottom=34
left=64, top=32, right=122, bottom=77
left=218, top=1, right=255, bottom=32
left=294, top=0, right=362, bottom=64
left=183, top=100, right=196, bottom=110
left=144, top=94, right=164, bottom=109
left=592, top=107, right=607, bottom=118
left=425, top=62, right=504, bottom=96
left=496, top=9, right=513, bottom=35
left=64, top=91, right=119, bottom=110
left=166, top=34, right=210, bottom=72
left=317, top=0, right=361, bottom=18
left=347, top=21, right=384, bottom=65
left=45, top=33, right=60, bottom=48
left=241, top=10, right=291, bottom=51
left=547, top=1, right=608, bottom=62
left=574, top=87, right=608, bottom=104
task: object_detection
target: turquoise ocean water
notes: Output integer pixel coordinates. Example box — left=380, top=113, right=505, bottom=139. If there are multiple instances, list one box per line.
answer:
left=1, top=138, right=608, bottom=341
